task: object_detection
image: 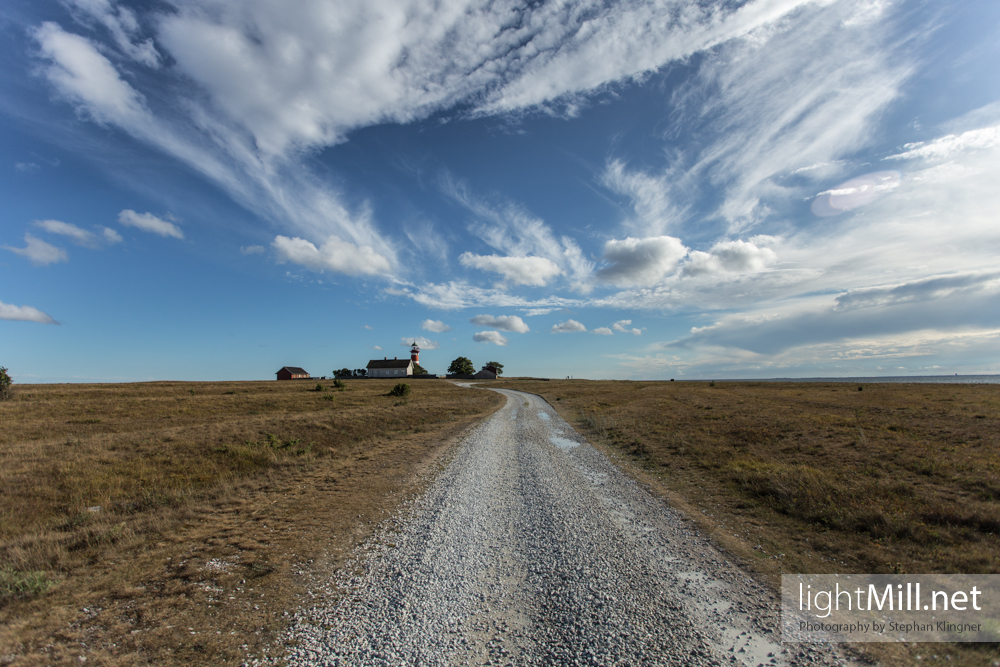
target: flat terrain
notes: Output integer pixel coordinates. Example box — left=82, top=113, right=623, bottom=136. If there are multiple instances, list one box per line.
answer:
left=3, top=378, right=998, bottom=666
left=0, top=379, right=502, bottom=666
left=491, top=379, right=1000, bottom=666
left=263, top=387, right=850, bottom=666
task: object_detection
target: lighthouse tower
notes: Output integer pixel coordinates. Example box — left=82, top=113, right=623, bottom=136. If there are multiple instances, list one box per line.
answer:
left=410, top=341, right=420, bottom=364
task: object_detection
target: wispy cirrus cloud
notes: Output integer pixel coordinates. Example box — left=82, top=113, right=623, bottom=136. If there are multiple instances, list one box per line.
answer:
left=32, top=0, right=825, bottom=289
left=445, top=177, right=592, bottom=291
left=63, top=0, right=161, bottom=67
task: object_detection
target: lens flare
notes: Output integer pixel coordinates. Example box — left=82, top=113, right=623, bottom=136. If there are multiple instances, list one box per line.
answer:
left=811, top=170, right=901, bottom=216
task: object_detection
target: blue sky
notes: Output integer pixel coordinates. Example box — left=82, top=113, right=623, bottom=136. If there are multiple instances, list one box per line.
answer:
left=2, top=0, right=999, bottom=382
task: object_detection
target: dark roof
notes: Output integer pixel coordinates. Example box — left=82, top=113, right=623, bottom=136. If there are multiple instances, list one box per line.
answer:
left=278, top=366, right=309, bottom=375
left=367, top=359, right=412, bottom=369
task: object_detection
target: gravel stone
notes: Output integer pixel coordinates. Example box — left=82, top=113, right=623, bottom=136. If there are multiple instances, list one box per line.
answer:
left=253, top=388, right=856, bottom=666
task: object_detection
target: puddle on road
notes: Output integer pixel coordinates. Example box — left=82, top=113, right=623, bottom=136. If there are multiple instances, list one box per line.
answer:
left=550, top=435, right=578, bottom=450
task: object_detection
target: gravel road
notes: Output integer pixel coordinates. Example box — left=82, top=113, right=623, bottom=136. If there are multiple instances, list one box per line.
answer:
left=262, top=387, right=854, bottom=666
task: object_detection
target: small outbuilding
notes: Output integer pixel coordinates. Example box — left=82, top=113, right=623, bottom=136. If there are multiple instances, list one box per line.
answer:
left=276, top=366, right=310, bottom=381
left=474, top=368, right=497, bottom=380
left=367, top=357, right=413, bottom=378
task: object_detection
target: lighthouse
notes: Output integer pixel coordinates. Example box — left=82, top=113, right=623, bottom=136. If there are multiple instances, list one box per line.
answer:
left=410, top=341, right=420, bottom=364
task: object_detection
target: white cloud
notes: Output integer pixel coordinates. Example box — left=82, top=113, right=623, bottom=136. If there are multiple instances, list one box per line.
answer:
left=601, top=160, right=687, bottom=236
left=400, top=336, right=439, bottom=350
left=473, top=331, right=508, bottom=346
left=422, top=319, right=451, bottom=333
left=118, top=210, right=184, bottom=239
left=444, top=178, right=593, bottom=291
left=151, top=0, right=817, bottom=159
left=552, top=319, right=586, bottom=333
left=886, top=125, right=1000, bottom=161
left=33, top=23, right=396, bottom=275
left=524, top=308, right=553, bottom=316
left=459, top=253, right=561, bottom=287
left=596, top=236, right=688, bottom=287
left=34, top=219, right=98, bottom=247
left=469, top=314, right=530, bottom=334
left=271, top=235, right=392, bottom=276
left=0, top=300, right=57, bottom=324
left=101, top=227, right=123, bottom=244
left=667, top=272, right=1000, bottom=356
left=4, top=234, right=68, bottom=266
left=372, top=345, right=382, bottom=350
left=240, top=245, right=265, bottom=255
left=34, top=22, right=152, bottom=128
left=599, top=2, right=913, bottom=236
left=612, top=320, right=644, bottom=335
left=593, top=327, right=613, bottom=336
left=64, top=0, right=161, bottom=66
left=15, top=162, right=40, bottom=173
left=682, top=239, right=777, bottom=277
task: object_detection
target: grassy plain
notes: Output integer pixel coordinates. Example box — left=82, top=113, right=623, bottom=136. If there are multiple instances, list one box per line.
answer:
left=0, top=379, right=502, bottom=666
left=493, top=378, right=1000, bottom=666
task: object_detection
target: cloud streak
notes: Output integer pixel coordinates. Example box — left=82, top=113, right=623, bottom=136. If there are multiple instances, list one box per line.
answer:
left=0, top=300, right=58, bottom=324
left=117, top=210, right=184, bottom=239
left=4, top=234, right=68, bottom=266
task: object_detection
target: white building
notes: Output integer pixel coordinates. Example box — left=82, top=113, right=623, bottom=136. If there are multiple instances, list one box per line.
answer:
left=366, top=357, right=413, bottom=378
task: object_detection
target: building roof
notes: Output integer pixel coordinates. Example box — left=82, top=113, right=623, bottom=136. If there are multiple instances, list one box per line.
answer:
left=277, top=366, right=309, bottom=375
left=366, top=358, right=412, bottom=369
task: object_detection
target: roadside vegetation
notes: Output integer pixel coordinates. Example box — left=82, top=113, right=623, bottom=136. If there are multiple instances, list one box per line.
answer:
left=0, top=379, right=501, bottom=666
left=494, top=379, right=1000, bottom=667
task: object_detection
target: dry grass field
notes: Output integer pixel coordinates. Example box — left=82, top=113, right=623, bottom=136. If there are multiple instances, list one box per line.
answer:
left=492, top=378, right=1000, bottom=666
left=0, top=379, right=502, bottom=666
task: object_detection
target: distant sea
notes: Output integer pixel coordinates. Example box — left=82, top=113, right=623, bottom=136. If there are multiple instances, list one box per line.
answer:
left=717, top=375, right=1000, bottom=384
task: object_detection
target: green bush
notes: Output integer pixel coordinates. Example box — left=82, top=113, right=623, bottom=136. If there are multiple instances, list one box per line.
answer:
left=333, top=379, right=346, bottom=389
left=388, top=383, right=411, bottom=397
left=0, top=367, right=10, bottom=400
left=0, top=566, right=53, bottom=602
left=313, top=383, right=326, bottom=392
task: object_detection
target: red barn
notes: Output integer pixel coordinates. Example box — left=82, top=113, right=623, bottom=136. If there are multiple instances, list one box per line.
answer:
left=276, top=366, right=309, bottom=380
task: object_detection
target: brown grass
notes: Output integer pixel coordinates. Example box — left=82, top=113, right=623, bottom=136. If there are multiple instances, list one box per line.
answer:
left=492, top=378, right=1000, bottom=667
left=0, top=379, right=501, bottom=666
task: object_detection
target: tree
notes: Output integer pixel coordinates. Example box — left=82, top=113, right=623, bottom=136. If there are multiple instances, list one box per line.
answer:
left=413, top=362, right=428, bottom=376
left=334, top=368, right=353, bottom=379
left=353, top=368, right=367, bottom=378
left=0, top=367, right=10, bottom=400
left=447, top=356, right=474, bottom=375
left=482, top=361, right=504, bottom=375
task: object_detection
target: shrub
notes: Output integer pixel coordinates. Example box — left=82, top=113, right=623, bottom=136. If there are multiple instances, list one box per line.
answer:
left=313, top=383, right=326, bottom=392
left=0, top=367, right=11, bottom=400
left=333, top=379, right=346, bottom=389
left=0, top=566, right=53, bottom=602
left=388, top=383, right=411, bottom=397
